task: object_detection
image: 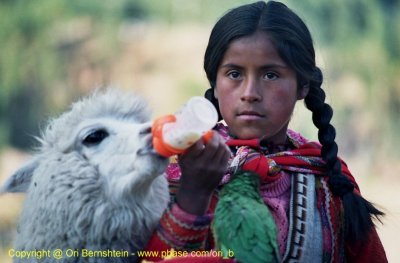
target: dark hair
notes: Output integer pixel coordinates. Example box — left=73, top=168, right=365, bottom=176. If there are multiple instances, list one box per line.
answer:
left=204, top=0, right=383, bottom=242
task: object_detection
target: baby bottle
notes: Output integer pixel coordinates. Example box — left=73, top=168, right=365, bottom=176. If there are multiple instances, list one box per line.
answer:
left=152, top=96, right=218, bottom=157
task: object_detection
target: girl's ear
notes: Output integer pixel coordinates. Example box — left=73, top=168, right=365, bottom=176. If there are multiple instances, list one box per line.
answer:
left=213, top=87, right=219, bottom=99
left=297, top=85, right=309, bottom=100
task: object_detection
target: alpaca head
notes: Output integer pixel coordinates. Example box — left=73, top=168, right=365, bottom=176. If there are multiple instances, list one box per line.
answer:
left=1, top=89, right=170, bottom=258
left=2, top=88, right=169, bottom=198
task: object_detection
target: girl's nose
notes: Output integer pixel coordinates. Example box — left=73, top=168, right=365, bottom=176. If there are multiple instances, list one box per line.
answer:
left=240, top=78, right=262, bottom=102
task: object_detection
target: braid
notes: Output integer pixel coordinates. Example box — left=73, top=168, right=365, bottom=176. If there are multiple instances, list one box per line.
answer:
left=305, top=67, right=384, bottom=242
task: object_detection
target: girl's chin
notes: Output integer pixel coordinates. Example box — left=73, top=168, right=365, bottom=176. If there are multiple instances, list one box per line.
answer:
left=228, top=128, right=288, bottom=143
left=228, top=128, right=265, bottom=140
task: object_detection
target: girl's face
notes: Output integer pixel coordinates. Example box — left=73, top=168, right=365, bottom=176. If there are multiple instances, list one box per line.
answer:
left=215, top=31, right=308, bottom=143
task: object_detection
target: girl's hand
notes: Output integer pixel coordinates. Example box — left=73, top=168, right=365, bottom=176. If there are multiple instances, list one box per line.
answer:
left=176, top=132, right=231, bottom=215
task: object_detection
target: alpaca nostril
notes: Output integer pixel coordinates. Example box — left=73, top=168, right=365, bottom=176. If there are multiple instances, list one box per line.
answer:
left=138, top=132, right=153, bottom=150
left=139, top=123, right=152, bottom=135
left=137, top=148, right=147, bottom=156
left=137, top=134, right=155, bottom=156
left=143, top=133, right=153, bottom=146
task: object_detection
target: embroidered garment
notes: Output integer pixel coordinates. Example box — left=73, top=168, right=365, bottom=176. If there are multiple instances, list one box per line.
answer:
left=142, top=124, right=387, bottom=263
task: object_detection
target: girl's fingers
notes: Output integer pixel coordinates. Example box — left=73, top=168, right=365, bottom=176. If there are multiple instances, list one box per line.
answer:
left=215, top=145, right=231, bottom=166
left=203, top=133, right=231, bottom=164
left=179, top=132, right=230, bottom=173
left=183, top=139, right=206, bottom=159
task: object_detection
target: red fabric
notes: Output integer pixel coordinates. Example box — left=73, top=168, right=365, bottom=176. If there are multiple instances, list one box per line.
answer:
left=142, top=195, right=220, bottom=262
left=346, top=227, right=387, bottom=263
left=231, top=139, right=357, bottom=188
left=142, top=236, right=172, bottom=262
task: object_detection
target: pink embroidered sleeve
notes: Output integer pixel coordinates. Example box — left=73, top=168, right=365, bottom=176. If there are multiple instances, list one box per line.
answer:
left=142, top=159, right=214, bottom=261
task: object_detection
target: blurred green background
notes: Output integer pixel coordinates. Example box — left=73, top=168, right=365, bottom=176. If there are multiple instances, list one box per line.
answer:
left=0, top=0, right=399, bottom=262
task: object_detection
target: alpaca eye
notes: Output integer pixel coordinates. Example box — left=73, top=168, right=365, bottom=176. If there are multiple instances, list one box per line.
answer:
left=82, top=129, right=109, bottom=146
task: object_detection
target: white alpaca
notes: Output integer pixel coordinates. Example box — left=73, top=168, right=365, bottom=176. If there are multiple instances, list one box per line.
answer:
left=2, top=89, right=169, bottom=263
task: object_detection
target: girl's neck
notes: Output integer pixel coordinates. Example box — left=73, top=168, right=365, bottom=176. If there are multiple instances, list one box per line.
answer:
left=259, top=137, right=293, bottom=154
left=226, top=136, right=294, bottom=154
left=218, top=123, right=295, bottom=154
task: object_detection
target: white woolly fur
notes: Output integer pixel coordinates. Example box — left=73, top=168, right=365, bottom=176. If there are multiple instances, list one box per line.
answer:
left=2, top=88, right=170, bottom=263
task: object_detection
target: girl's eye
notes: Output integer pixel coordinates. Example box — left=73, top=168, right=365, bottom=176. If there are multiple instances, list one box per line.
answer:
left=227, top=70, right=241, bottom=80
left=264, top=72, right=278, bottom=80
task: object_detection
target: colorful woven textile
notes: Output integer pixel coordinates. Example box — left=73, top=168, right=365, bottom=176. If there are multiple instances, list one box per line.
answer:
left=142, top=124, right=386, bottom=263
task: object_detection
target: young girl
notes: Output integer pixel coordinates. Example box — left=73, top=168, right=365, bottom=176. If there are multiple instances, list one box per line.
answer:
left=143, top=1, right=387, bottom=262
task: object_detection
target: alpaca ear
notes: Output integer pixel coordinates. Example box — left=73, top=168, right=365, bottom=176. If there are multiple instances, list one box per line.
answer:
left=1, top=158, right=38, bottom=193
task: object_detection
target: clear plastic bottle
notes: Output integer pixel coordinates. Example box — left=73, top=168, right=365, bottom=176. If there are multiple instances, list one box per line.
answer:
left=152, top=97, right=218, bottom=157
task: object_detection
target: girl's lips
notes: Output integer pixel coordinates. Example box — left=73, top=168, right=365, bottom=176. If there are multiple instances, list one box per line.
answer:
left=238, top=115, right=264, bottom=121
left=237, top=111, right=265, bottom=121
